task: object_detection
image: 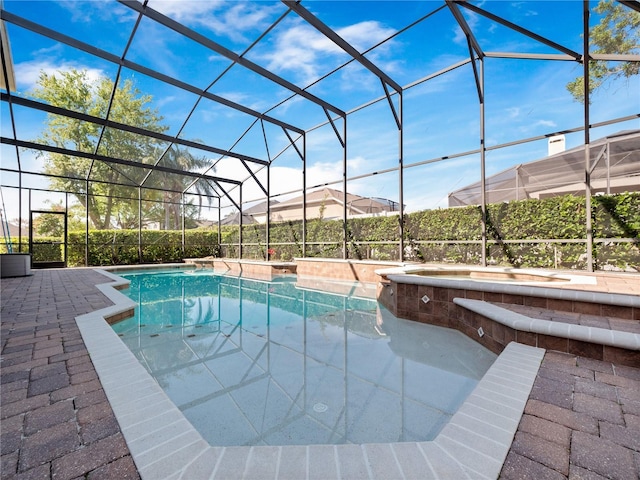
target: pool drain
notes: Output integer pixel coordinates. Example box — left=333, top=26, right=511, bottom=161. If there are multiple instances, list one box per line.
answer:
left=313, top=402, right=328, bottom=413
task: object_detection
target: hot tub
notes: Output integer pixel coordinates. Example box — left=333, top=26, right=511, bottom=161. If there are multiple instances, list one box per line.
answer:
left=376, top=265, right=592, bottom=286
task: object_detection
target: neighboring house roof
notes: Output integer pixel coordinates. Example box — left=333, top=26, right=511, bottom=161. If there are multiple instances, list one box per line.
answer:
left=243, top=200, right=280, bottom=215
left=271, top=187, right=347, bottom=209
left=1, top=222, right=28, bottom=240
left=349, top=196, right=401, bottom=213
left=448, top=130, right=640, bottom=207
left=220, top=211, right=257, bottom=226
left=271, top=187, right=399, bottom=216
left=196, top=220, right=217, bottom=229
left=215, top=189, right=399, bottom=225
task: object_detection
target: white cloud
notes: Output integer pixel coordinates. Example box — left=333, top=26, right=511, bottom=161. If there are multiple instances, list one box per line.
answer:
left=14, top=60, right=104, bottom=91
left=152, top=0, right=226, bottom=20
left=218, top=154, right=376, bottom=207
left=339, top=21, right=395, bottom=53
left=345, top=156, right=368, bottom=173
left=534, top=119, right=557, bottom=128
left=263, top=24, right=339, bottom=85
left=452, top=10, right=480, bottom=46
left=452, top=26, right=467, bottom=46
left=155, top=95, right=177, bottom=109
left=215, top=91, right=250, bottom=106
left=55, top=0, right=136, bottom=24
left=262, top=19, right=397, bottom=86
left=304, top=160, right=345, bottom=189
left=266, top=93, right=305, bottom=116
left=151, top=1, right=278, bottom=42
left=506, top=107, right=520, bottom=118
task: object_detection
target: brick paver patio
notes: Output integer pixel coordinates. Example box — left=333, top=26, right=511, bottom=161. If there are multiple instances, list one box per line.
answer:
left=1, top=269, right=139, bottom=479
left=1, top=268, right=639, bottom=479
left=500, top=351, right=640, bottom=479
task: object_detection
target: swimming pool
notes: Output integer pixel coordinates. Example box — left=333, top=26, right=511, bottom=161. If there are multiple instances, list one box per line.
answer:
left=113, top=269, right=496, bottom=447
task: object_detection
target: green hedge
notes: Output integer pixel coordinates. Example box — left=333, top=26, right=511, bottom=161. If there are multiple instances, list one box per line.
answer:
left=66, top=230, right=220, bottom=266
left=4, top=192, right=637, bottom=271
left=225, top=192, right=638, bottom=271
left=1, top=239, right=63, bottom=262
left=32, top=238, right=64, bottom=262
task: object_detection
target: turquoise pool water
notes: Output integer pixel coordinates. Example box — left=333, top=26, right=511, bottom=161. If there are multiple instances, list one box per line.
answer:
left=113, top=269, right=496, bottom=447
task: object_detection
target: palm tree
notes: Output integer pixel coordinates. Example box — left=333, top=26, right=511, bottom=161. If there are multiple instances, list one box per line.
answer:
left=147, top=145, right=218, bottom=230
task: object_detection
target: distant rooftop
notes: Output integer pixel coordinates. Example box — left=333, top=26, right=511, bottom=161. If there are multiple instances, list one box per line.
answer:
left=449, top=130, right=640, bottom=206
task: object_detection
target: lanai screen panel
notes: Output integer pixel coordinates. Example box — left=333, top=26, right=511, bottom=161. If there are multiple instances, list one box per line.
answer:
left=1, top=0, right=639, bottom=262
left=449, top=131, right=640, bottom=206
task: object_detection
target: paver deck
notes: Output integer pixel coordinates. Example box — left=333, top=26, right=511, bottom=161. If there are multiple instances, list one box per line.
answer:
left=1, top=269, right=139, bottom=479
left=1, top=267, right=639, bottom=479
left=499, top=351, right=640, bottom=480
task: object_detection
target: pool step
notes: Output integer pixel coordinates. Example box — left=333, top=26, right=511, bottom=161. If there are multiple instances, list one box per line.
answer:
left=453, top=298, right=640, bottom=367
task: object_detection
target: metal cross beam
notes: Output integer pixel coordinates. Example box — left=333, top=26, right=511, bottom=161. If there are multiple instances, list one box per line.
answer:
left=120, top=0, right=345, bottom=118
left=1, top=137, right=242, bottom=186
left=446, top=1, right=484, bottom=102
left=618, top=1, right=640, bottom=14
left=2, top=94, right=270, bottom=168
left=282, top=0, right=403, bottom=94
left=456, top=1, right=581, bottom=60
left=446, top=0, right=484, bottom=59
left=0, top=10, right=304, bottom=136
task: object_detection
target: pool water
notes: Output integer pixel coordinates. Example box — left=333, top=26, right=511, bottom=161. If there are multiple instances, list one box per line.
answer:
left=113, top=269, right=496, bottom=447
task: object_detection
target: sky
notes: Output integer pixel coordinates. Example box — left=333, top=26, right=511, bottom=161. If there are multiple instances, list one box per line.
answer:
left=1, top=0, right=639, bottom=222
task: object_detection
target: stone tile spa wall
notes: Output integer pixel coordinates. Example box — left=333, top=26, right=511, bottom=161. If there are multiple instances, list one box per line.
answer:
left=377, top=279, right=639, bottom=367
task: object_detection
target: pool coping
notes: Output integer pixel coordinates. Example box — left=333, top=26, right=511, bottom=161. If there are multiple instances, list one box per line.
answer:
left=76, top=268, right=545, bottom=480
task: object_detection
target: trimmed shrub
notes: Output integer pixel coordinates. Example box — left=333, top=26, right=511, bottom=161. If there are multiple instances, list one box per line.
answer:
left=35, top=192, right=638, bottom=271
left=67, top=229, right=220, bottom=266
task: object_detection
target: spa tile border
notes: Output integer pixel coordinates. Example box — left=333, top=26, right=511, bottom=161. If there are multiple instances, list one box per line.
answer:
left=384, top=273, right=640, bottom=309
left=75, top=269, right=545, bottom=480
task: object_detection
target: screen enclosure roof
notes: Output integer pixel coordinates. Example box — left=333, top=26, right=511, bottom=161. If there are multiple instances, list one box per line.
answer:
left=2, top=0, right=639, bottom=211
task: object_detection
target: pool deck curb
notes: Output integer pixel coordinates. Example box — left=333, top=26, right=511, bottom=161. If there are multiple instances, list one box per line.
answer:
left=76, top=269, right=545, bottom=480
left=454, top=298, right=640, bottom=351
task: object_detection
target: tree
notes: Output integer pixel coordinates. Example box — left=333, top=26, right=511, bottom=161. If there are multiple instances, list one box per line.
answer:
left=31, top=69, right=167, bottom=229
left=567, top=0, right=640, bottom=103
left=33, top=201, right=66, bottom=236
left=31, top=69, right=218, bottom=230
left=34, top=211, right=64, bottom=237
left=145, top=145, right=218, bottom=230
left=33, top=200, right=86, bottom=236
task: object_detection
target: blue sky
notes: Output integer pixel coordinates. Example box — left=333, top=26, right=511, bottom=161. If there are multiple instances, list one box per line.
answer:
left=2, top=0, right=639, bottom=221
